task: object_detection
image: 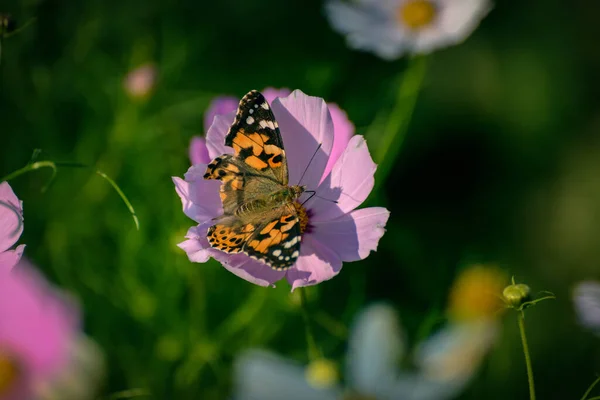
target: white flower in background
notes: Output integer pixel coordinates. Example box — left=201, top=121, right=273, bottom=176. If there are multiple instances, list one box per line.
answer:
left=573, top=281, right=600, bottom=336
left=233, top=304, right=496, bottom=400
left=325, top=0, right=492, bottom=60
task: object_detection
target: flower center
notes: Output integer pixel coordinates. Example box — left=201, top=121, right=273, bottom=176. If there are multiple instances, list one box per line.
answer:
left=447, top=265, right=507, bottom=321
left=293, top=201, right=309, bottom=234
left=305, top=358, right=338, bottom=389
left=0, top=351, right=19, bottom=395
left=397, top=0, right=437, bottom=31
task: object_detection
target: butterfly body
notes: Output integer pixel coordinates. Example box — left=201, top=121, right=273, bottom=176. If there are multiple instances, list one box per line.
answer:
left=203, top=90, right=305, bottom=270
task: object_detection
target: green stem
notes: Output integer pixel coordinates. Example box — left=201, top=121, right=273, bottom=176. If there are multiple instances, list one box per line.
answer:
left=518, top=312, right=536, bottom=400
left=299, top=287, right=321, bottom=361
left=1, top=160, right=139, bottom=229
left=373, top=55, right=428, bottom=187
left=580, top=376, right=600, bottom=400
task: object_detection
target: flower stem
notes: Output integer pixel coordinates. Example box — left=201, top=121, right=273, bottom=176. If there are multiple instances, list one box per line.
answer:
left=518, top=312, right=536, bottom=400
left=299, top=287, right=321, bottom=361
left=373, top=55, right=428, bottom=187
left=1, top=160, right=139, bottom=230
left=580, top=376, right=600, bottom=400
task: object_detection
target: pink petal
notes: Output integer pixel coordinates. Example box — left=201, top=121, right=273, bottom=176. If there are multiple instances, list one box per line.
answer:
left=0, top=258, right=79, bottom=380
left=311, top=207, right=389, bottom=262
left=0, top=182, right=24, bottom=253
left=310, top=135, right=376, bottom=221
left=261, top=87, right=291, bottom=104
left=286, top=236, right=342, bottom=290
left=203, top=96, right=239, bottom=132
left=214, top=252, right=286, bottom=287
left=271, top=90, right=334, bottom=189
left=0, top=244, right=25, bottom=272
left=172, top=165, right=222, bottom=225
left=206, top=111, right=236, bottom=159
left=178, top=225, right=214, bottom=263
left=322, top=103, right=354, bottom=181
left=178, top=225, right=286, bottom=287
left=189, top=136, right=211, bottom=165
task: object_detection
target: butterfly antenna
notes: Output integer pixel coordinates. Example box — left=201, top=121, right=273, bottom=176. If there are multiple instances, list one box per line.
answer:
left=297, top=143, right=322, bottom=186
left=301, top=190, right=337, bottom=206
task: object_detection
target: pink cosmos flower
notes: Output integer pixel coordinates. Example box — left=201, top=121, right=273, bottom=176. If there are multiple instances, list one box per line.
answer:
left=123, top=63, right=157, bottom=99
left=0, top=181, right=25, bottom=273
left=0, top=258, right=80, bottom=400
left=174, top=89, right=389, bottom=289
left=189, top=87, right=355, bottom=179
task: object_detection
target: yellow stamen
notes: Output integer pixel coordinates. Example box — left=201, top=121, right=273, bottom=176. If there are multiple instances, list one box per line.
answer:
left=293, top=202, right=309, bottom=234
left=398, top=0, right=437, bottom=31
left=0, top=351, right=18, bottom=395
left=305, top=358, right=338, bottom=389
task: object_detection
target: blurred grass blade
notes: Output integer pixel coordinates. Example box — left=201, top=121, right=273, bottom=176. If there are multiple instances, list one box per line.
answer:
left=580, top=376, right=600, bottom=400
left=373, top=55, right=428, bottom=189
left=106, top=388, right=151, bottom=399
left=1, top=160, right=139, bottom=230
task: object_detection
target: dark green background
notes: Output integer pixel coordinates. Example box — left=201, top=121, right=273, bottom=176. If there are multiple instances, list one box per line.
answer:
left=2, top=0, right=600, bottom=398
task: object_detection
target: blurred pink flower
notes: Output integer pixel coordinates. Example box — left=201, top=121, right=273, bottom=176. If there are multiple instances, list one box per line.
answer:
left=0, top=182, right=25, bottom=272
left=0, top=258, right=80, bottom=399
left=123, top=63, right=157, bottom=98
left=190, top=87, right=354, bottom=180
left=174, top=89, right=389, bottom=290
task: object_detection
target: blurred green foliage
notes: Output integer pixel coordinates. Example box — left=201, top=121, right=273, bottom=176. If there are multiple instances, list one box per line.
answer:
left=1, top=0, right=600, bottom=399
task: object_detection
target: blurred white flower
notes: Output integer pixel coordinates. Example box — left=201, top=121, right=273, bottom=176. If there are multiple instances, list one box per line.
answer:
left=233, top=303, right=496, bottom=400
left=325, top=0, right=492, bottom=60
left=123, top=63, right=157, bottom=98
left=573, top=281, right=600, bottom=335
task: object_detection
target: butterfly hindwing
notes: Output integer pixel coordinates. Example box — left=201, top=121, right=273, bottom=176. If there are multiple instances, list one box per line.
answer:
left=207, top=221, right=255, bottom=254
left=224, top=90, right=288, bottom=185
left=243, top=204, right=302, bottom=270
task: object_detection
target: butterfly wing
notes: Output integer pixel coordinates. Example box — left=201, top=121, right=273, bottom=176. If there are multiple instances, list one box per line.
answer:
left=207, top=203, right=302, bottom=270
left=224, top=90, right=288, bottom=185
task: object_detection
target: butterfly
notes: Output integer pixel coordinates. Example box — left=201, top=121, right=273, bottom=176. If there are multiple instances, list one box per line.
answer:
left=203, top=90, right=307, bottom=270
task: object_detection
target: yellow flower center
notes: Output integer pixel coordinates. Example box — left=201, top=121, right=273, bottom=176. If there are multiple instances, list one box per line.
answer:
left=305, top=358, right=338, bottom=389
left=447, top=265, right=508, bottom=321
left=293, top=201, right=309, bottom=234
left=0, top=351, right=19, bottom=395
left=397, top=0, right=437, bottom=31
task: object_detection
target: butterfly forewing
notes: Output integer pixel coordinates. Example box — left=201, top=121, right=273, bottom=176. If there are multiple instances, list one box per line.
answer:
left=224, top=90, right=288, bottom=185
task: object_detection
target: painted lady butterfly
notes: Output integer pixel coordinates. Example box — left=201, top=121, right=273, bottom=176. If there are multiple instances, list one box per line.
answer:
left=203, top=90, right=306, bottom=270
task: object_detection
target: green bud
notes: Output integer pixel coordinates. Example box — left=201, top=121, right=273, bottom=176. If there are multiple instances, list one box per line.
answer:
left=503, top=283, right=532, bottom=308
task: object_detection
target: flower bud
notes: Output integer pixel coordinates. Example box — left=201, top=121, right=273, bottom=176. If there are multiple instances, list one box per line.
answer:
left=503, top=283, right=531, bottom=308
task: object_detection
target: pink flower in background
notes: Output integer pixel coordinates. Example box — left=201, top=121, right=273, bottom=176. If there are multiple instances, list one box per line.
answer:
left=123, top=63, right=157, bottom=98
left=174, top=89, right=389, bottom=289
left=0, top=181, right=25, bottom=272
left=0, top=258, right=80, bottom=399
left=189, top=87, right=355, bottom=180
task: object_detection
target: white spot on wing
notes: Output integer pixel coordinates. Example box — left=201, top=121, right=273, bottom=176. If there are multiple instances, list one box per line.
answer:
left=283, top=236, right=299, bottom=249
left=246, top=116, right=255, bottom=124
left=273, top=249, right=282, bottom=257
left=291, top=250, right=299, bottom=258
left=261, top=102, right=269, bottom=110
left=259, top=120, right=276, bottom=130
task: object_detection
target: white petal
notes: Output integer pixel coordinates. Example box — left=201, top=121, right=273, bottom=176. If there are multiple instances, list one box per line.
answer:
left=574, top=281, right=600, bottom=334
left=415, top=320, right=498, bottom=386
left=234, top=350, right=339, bottom=400
left=346, top=304, right=404, bottom=396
